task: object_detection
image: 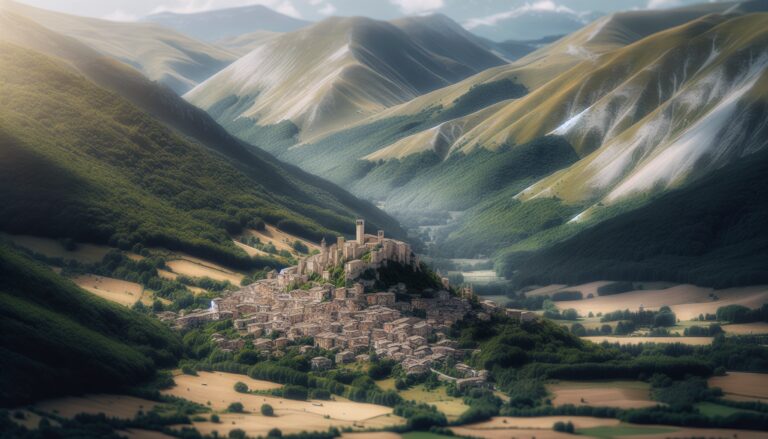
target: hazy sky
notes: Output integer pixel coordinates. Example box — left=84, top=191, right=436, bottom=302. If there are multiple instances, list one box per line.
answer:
left=16, top=0, right=716, bottom=22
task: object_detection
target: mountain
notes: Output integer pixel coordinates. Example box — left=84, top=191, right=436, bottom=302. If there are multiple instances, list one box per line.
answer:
left=243, top=2, right=768, bottom=267
left=144, top=5, right=310, bottom=42
left=462, top=7, right=601, bottom=41
left=216, top=30, right=281, bottom=55
left=502, top=147, right=768, bottom=289
left=0, top=0, right=236, bottom=94
left=184, top=15, right=507, bottom=140
left=0, top=243, right=181, bottom=405
left=0, top=40, right=403, bottom=270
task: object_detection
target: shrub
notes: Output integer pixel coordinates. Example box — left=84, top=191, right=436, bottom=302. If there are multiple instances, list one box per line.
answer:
left=210, top=414, right=220, bottom=423
left=267, top=428, right=283, bottom=438
left=282, top=384, right=309, bottom=400
left=229, top=429, right=247, bottom=439
left=551, top=291, right=582, bottom=301
left=261, top=404, right=274, bottom=416
left=553, top=421, right=575, bottom=433
left=234, top=382, right=249, bottom=393
left=227, top=402, right=244, bottom=413
left=310, top=388, right=331, bottom=400
left=598, top=282, right=634, bottom=296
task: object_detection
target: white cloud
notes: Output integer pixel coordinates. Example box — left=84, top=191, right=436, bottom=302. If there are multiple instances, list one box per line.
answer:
left=102, top=9, right=138, bottom=21
left=149, top=0, right=302, bottom=18
left=318, top=3, right=336, bottom=15
left=646, top=0, right=681, bottom=8
left=390, top=0, right=444, bottom=15
left=464, top=1, right=578, bottom=29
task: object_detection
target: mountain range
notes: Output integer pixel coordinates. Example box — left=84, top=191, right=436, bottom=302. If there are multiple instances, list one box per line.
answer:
left=185, top=14, right=508, bottom=139
left=191, top=0, right=768, bottom=285
left=143, top=5, right=311, bottom=42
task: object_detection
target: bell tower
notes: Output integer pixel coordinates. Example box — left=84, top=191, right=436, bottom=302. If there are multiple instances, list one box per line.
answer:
left=355, top=219, right=365, bottom=245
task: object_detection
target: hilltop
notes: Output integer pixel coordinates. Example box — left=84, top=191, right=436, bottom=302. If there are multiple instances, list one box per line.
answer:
left=144, top=4, right=310, bottom=42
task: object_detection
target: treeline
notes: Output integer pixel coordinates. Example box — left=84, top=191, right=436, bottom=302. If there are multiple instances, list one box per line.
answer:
left=717, top=304, right=768, bottom=323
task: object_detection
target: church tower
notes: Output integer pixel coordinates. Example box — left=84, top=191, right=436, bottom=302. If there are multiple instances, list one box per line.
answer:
left=355, top=219, right=365, bottom=245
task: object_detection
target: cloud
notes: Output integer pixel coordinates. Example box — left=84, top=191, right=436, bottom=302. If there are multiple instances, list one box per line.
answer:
left=102, top=9, right=138, bottom=21
left=390, top=0, right=444, bottom=15
left=318, top=3, right=336, bottom=15
left=464, top=1, right=578, bottom=30
left=150, top=0, right=302, bottom=18
left=646, top=0, right=681, bottom=8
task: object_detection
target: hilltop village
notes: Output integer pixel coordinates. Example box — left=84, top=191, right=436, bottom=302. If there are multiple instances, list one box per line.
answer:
left=176, top=219, right=534, bottom=387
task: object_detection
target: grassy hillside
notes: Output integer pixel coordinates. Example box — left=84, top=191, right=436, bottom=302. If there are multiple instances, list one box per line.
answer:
left=0, top=42, right=402, bottom=269
left=0, top=243, right=181, bottom=406
left=501, top=148, right=768, bottom=288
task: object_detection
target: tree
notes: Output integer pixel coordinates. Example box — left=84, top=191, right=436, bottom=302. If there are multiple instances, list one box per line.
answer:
left=234, top=382, right=249, bottom=393
left=227, top=402, right=244, bottom=413
left=261, top=404, right=274, bottom=416
left=562, top=308, right=579, bottom=320
left=229, top=429, right=246, bottom=439
left=267, top=428, right=282, bottom=438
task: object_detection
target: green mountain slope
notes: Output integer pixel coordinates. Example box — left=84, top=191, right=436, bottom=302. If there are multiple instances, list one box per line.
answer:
left=0, top=0, right=236, bottom=94
left=0, top=42, right=403, bottom=269
left=502, top=148, right=768, bottom=289
left=0, top=243, right=181, bottom=406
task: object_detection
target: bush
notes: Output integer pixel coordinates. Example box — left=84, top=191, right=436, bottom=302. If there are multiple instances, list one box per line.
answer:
left=267, top=428, right=283, bottom=438
left=553, top=421, right=575, bottom=433
left=282, top=384, right=309, bottom=400
left=234, top=382, right=249, bottom=393
left=229, top=429, right=247, bottom=439
left=551, top=291, right=582, bottom=301
left=261, top=404, right=274, bottom=416
left=598, top=282, right=634, bottom=296
left=310, top=388, right=331, bottom=400
left=210, top=414, right=220, bottom=423
left=227, top=402, right=244, bottom=413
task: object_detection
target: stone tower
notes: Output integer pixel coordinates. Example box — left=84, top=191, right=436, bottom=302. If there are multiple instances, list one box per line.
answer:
left=356, top=219, right=365, bottom=244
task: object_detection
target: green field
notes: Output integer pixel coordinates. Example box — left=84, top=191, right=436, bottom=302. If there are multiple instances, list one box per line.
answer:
left=578, top=424, right=679, bottom=438
left=695, top=402, right=760, bottom=417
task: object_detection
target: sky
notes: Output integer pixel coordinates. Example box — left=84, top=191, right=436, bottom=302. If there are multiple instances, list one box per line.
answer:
left=16, top=0, right=719, bottom=23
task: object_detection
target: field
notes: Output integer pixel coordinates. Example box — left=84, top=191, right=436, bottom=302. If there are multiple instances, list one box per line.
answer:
left=165, top=257, right=244, bottom=285
left=242, top=224, right=320, bottom=255
left=4, top=234, right=111, bottom=264
left=709, top=372, right=768, bottom=402
left=583, top=336, right=712, bottom=346
left=552, top=284, right=768, bottom=320
left=71, top=274, right=146, bottom=307
left=33, top=394, right=158, bottom=419
left=547, top=380, right=656, bottom=409
left=451, top=416, right=619, bottom=439
left=374, top=379, right=469, bottom=420
left=723, top=322, right=768, bottom=335
left=164, top=372, right=403, bottom=437
left=695, top=401, right=760, bottom=417
left=577, top=425, right=679, bottom=438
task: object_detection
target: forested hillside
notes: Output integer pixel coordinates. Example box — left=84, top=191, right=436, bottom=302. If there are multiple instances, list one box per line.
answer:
left=0, top=244, right=181, bottom=406
left=0, top=43, right=401, bottom=270
left=501, top=149, right=768, bottom=288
